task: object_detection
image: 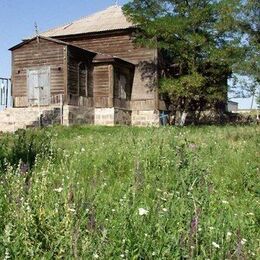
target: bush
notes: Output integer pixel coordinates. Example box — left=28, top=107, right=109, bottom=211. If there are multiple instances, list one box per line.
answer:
left=0, top=129, right=53, bottom=173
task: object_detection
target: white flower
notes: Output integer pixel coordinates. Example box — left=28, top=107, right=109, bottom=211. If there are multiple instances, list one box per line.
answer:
left=120, top=254, right=125, bottom=258
left=227, top=231, right=232, bottom=237
left=222, top=200, right=229, bottom=204
left=209, top=226, right=214, bottom=230
left=93, top=253, right=99, bottom=259
left=112, top=209, right=116, bottom=212
left=246, top=212, right=254, bottom=216
left=138, top=208, right=149, bottom=216
left=241, top=238, right=247, bottom=245
left=212, top=242, right=220, bottom=248
left=54, top=187, right=63, bottom=193
left=162, top=208, right=168, bottom=212
left=81, top=148, right=85, bottom=152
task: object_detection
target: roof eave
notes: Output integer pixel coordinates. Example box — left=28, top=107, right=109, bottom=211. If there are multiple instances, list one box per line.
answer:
left=38, top=26, right=137, bottom=40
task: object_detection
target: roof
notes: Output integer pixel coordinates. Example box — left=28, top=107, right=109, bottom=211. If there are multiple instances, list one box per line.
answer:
left=40, top=5, right=135, bottom=38
left=9, top=36, right=96, bottom=55
left=9, top=35, right=134, bottom=68
left=93, top=53, right=135, bottom=68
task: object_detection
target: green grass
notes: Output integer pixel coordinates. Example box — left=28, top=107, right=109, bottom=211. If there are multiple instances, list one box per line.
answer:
left=0, top=125, right=259, bottom=259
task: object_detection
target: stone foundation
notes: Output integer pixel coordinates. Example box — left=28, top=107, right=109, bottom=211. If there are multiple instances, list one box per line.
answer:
left=115, top=108, right=131, bottom=125
left=93, top=108, right=132, bottom=126
left=63, top=105, right=94, bottom=126
left=132, top=110, right=160, bottom=126
left=94, top=108, right=115, bottom=126
left=0, top=105, right=161, bottom=132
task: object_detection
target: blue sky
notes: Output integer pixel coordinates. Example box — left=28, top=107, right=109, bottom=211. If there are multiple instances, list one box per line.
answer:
left=0, top=0, right=128, bottom=77
left=0, top=0, right=257, bottom=109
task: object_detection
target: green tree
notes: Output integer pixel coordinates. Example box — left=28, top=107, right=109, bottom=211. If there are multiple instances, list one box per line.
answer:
left=123, top=0, right=243, bottom=125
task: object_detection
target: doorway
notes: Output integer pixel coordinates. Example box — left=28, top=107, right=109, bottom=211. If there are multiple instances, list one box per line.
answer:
left=27, top=67, right=50, bottom=105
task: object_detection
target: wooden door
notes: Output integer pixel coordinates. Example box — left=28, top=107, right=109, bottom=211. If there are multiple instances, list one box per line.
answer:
left=27, top=67, right=50, bottom=105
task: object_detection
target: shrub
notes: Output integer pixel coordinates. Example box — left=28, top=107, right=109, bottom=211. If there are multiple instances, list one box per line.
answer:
left=0, top=129, right=53, bottom=173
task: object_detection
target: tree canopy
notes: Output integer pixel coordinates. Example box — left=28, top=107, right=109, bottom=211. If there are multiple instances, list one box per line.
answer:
left=123, top=0, right=259, bottom=123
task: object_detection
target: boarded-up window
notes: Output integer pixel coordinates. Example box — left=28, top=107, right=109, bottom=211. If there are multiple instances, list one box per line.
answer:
left=79, top=63, right=88, bottom=96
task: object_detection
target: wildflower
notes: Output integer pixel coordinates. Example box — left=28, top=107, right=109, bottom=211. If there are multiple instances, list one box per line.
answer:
left=138, top=208, right=149, bottom=216
left=93, top=253, right=99, bottom=259
left=246, top=212, right=254, bottom=216
left=209, top=226, right=214, bottom=230
left=112, top=209, right=116, bottom=212
left=162, top=208, right=168, bottom=212
left=241, top=238, right=247, bottom=245
left=212, top=242, right=220, bottom=248
left=120, top=254, right=125, bottom=258
left=222, top=200, right=229, bottom=204
left=81, top=148, right=85, bottom=152
left=160, top=197, right=167, bottom=201
left=54, top=187, right=63, bottom=193
left=227, top=231, right=232, bottom=237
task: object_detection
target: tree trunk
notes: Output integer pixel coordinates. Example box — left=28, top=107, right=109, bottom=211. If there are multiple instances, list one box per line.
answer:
left=180, top=111, right=188, bottom=126
left=175, top=110, right=188, bottom=126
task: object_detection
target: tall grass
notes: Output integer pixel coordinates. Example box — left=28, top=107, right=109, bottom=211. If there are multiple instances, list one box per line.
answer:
left=0, top=125, right=259, bottom=259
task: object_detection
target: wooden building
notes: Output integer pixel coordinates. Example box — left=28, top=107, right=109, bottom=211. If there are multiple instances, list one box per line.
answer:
left=8, top=5, right=162, bottom=127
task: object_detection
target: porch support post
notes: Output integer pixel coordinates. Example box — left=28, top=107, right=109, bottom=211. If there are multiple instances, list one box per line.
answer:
left=108, top=65, right=114, bottom=108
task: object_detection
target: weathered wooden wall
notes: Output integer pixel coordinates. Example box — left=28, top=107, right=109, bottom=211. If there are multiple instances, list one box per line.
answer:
left=12, top=38, right=66, bottom=103
left=57, top=30, right=158, bottom=108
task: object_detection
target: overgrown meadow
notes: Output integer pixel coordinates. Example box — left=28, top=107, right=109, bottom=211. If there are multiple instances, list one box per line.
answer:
left=0, top=125, right=259, bottom=259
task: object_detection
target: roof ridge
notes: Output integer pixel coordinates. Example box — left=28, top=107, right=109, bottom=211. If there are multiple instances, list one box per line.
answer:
left=41, top=5, right=123, bottom=36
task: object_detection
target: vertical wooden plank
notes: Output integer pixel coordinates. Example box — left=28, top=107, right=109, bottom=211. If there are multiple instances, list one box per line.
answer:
left=108, top=65, right=114, bottom=107
left=27, top=69, right=38, bottom=105
left=63, top=46, right=68, bottom=103
left=153, top=48, right=159, bottom=110
left=38, top=67, right=50, bottom=105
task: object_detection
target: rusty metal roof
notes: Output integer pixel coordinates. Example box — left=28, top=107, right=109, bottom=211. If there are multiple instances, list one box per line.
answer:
left=41, top=5, right=135, bottom=38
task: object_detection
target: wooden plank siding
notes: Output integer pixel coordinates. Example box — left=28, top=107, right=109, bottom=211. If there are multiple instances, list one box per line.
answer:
left=57, top=30, right=158, bottom=107
left=67, top=46, right=95, bottom=98
left=12, top=38, right=66, bottom=102
left=93, top=64, right=111, bottom=108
